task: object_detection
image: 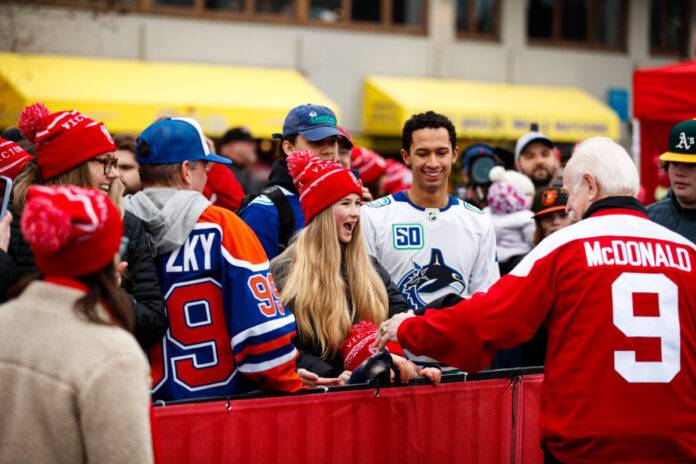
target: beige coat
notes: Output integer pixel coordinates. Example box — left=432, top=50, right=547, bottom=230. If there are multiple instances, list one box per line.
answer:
left=0, top=280, right=153, bottom=464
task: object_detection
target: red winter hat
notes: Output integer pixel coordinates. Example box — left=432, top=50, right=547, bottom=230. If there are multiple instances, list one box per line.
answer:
left=339, top=321, right=404, bottom=371
left=0, top=138, right=33, bottom=180
left=286, top=149, right=362, bottom=224
left=21, top=185, right=123, bottom=277
left=18, top=103, right=116, bottom=181
left=350, top=147, right=387, bottom=184
left=382, top=159, right=412, bottom=195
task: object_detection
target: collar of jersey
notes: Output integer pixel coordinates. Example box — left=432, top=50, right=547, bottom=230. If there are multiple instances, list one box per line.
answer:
left=392, top=191, right=458, bottom=212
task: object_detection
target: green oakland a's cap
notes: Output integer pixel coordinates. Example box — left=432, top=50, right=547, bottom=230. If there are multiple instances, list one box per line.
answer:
left=660, top=119, right=696, bottom=163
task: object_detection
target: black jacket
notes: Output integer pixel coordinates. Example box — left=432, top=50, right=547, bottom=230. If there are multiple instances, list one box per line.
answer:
left=121, top=211, right=168, bottom=350
left=647, top=190, right=696, bottom=244
left=0, top=250, right=19, bottom=302
left=6, top=207, right=167, bottom=350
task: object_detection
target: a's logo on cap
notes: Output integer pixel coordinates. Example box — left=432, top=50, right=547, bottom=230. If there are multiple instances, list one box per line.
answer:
left=676, top=131, right=695, bottom=150
left=541, top=189, right=558, bottom=206
left=308, top=111, right=317, bottom=117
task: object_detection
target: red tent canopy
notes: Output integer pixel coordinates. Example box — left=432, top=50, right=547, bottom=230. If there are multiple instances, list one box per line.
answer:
left=633, top=60, right=696, bottom=203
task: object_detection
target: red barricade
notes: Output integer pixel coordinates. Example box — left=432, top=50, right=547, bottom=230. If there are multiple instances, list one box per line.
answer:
left=154, top=378, right=518, bottom=464
left=514, top=374, right=544, bottom=463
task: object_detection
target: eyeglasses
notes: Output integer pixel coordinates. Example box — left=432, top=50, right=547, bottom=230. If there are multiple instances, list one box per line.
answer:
left=91, top=156, right=119, bottom=175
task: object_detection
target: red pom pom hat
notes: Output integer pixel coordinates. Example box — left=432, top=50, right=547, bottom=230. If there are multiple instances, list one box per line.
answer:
left=339, top=321, right=404, bottom=371
left=286, top=149, right=362, bottom=224
left=18, top=103, right=116, bottom=181
left=350, top=147, right=387, bottom=184
left=0, top=138, right=33, bottom=180
left=20, top=185, right=123, bottom=277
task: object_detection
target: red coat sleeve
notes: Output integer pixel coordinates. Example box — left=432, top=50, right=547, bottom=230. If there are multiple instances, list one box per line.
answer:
left=397, top=251, right=557, bottom=372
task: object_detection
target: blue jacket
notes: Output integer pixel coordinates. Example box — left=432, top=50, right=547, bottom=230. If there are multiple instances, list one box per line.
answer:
left=239, top=159, right=305, bottom=260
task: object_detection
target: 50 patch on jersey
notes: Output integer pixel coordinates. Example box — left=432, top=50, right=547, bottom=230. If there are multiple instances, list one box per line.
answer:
left=392, top=224, right=424, bottom=250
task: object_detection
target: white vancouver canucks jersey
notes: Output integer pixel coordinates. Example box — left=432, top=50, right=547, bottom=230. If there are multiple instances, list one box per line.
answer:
left=361, top=191, right=500, bottom=311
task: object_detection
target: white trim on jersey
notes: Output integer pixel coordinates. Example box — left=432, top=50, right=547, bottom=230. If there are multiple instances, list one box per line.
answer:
left=194, top=222, right=271, bottom=273
left=237, top=348, right=299, bottom=373
left=231, top=313, right=297, bottom=348
left=511, top=213, right=696, bottom=277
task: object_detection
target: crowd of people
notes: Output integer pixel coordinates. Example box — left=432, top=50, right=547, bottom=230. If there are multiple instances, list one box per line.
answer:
left=0, top=100, right=694, bottom=462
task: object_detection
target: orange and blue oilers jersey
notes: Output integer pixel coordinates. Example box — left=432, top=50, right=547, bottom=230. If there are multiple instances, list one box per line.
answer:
left=149, top=205, right=304, bottom=401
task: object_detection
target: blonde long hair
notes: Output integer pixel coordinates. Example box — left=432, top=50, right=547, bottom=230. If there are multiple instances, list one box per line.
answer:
left=279, top=207, right=388, bottom=358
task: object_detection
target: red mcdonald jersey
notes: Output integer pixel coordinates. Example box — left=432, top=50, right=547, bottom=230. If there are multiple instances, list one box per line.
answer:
left=399, top=206, right=696, bottom=463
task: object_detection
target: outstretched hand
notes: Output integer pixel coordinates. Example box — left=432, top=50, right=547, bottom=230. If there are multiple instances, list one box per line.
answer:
left=374, top=311, right=415, bottom=351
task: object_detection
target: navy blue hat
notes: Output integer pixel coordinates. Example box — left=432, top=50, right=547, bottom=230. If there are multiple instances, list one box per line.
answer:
left=462, top=143, right=496, bottom=171
left=136, top=118, right=231, bottom=166
left=273, top=104, right=342, bottom=141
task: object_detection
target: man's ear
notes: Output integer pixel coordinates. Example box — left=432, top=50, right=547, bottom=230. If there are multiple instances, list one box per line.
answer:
left=401, top=149, right=411, bottom=167
left=180, top=160, right=193, bottom=188
left=452, top=146, right=460, bottom=164
left=583, top=172, right=600, bottom=201
left=282, top=140, right=295, bottom=157
left=515, top=159, right=522, bottom=172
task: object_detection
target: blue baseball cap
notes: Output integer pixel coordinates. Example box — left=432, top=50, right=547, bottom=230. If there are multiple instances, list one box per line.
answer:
left=272, top=104, right=342, bottom=141
left=136, top=118, right=232, bottom=166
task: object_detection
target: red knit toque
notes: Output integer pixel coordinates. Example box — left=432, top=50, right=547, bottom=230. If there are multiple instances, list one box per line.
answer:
left=382, top=159, right=412, bottom=194
left=18, top=103, right=116, bottom=181
left=339, top=321, right=404, bottom=371
left=20, top=185, right=123, bottom=277
left=0, top=138, right=32, bottom=180
left=350, top=147, right=387, bottom=184
left=286, top=149, right=362, bottom=224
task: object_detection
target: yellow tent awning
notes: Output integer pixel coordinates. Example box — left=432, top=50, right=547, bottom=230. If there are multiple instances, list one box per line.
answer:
left=363, top=75, right=620, bottom=142
left=0, top=53, right=339, bottom=138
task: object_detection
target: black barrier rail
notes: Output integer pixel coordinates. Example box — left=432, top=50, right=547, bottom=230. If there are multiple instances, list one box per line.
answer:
left=152, top=365, right=544, bottom=407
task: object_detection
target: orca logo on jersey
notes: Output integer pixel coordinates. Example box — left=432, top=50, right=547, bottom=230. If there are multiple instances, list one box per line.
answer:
left=397, top=248, right=465, bottom=310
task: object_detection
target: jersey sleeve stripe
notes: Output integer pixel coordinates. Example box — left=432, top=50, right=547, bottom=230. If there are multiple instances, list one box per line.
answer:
left=220, top=247, right=270, bottom=272
left=232, top=323, right=297, bottom=355
left=234, top=331, right=296, bottom=359
left=237, top=347, right=298, bottom=374
left=231, top=314, right=297, bottom=348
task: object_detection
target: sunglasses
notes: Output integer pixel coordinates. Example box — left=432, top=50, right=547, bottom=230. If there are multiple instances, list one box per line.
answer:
left=91, top=156, right=119, bottom=175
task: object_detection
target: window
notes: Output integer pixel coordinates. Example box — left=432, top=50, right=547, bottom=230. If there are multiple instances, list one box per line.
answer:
left=38, top=0, right=427, bottom=33
left=456, top=0, right=499, bottom=40
left=527, top=0, right=627, bottom=51
left=650, top=0, right=693, bottom=55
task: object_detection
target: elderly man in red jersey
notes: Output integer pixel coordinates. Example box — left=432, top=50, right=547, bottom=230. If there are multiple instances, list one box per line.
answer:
left=377, top=137, right=696, bottom=463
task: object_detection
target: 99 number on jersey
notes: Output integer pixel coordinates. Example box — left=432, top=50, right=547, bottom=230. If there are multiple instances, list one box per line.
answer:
left=612, top=272, right=680, bottom=383
left=151, top=278, right=234, bottom=392
left=150, top=274, right=287, bottom=393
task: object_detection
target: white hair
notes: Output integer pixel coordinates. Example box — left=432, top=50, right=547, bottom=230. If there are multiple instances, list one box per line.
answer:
left=565, top=137, right=639, bottom=197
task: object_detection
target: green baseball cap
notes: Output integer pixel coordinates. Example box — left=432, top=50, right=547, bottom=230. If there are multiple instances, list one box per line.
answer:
left=660, top=119, right=696, bottom=163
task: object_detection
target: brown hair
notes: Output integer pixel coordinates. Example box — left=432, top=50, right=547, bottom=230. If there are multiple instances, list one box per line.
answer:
left=7, top=261, right=135, bottom=333
left=12, top=160, right=124, bottom=213
left=112, top=134, right=137, bottom=154
left=138, top=163, right=181, bottom=187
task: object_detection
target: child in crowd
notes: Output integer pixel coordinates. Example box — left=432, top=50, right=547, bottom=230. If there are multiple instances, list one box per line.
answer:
left=0, top=185, right=153, bottom=463
left=532, top=186, right=573, bottom=244
left=270, top=150, right=440, bottom=386
left=486, top=166, right=535, bottom=275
